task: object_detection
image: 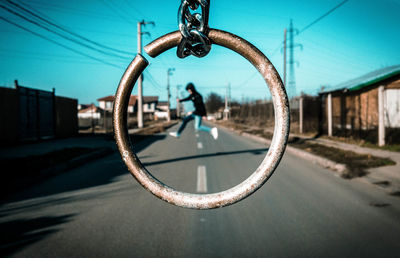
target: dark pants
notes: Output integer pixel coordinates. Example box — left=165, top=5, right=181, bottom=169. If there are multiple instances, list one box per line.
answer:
left=177, top=114, right=211, bottom=136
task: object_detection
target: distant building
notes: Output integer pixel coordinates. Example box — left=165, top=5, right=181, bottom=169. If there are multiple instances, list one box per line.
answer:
left=319, top=65, right=400, bottom=145
left=97, top=95, right=159, bottom=114
left=97, top=95, right=115, bottom=112
left=154, top=101, right=169, bottom=119
left=78, top=104, right=101, bottom=119
left=77, top=104, right=102, bottom=130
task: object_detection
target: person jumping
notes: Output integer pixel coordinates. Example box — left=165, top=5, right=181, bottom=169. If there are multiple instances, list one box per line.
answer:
left=169, top=83, right=218, bottom=140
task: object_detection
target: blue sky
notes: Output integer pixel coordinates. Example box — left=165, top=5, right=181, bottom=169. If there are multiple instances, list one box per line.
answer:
left=1, top=0, right=399, bottom=107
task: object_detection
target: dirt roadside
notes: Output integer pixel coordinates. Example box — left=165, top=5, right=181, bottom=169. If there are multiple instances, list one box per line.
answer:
left=214, top=120, right=397, bottom=181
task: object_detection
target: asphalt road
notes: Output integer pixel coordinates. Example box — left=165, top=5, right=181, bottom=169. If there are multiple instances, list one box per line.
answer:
left=1, top=122, right=400, bottom=257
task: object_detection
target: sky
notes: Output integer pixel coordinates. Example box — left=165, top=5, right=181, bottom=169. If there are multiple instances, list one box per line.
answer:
left=1, top=0, right=399, bottom=108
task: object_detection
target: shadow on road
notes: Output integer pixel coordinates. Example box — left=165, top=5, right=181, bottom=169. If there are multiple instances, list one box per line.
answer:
left=129, top=134, right=167, bottom=153
left=0, top=214, right=75, bottom=257
left=143, top=148, right=269, bottom=166
left=0, top=134, right=167, bottom=256
left=1, top=134, right=166, bottom=204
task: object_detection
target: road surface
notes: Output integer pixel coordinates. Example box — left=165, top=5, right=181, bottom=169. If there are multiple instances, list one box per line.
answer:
left=1, top=122, right=399, bottom=257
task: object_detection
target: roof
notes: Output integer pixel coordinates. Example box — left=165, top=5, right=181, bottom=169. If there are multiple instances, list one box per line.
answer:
left=78, top=104, right=101, bottom=113
left=97, top=95, right=114, bottom=101
left=322, top=65, right=400, bottom=94
left=97, top=95, right=159, bottom=105
left=157, top=101, right=169, bottom=106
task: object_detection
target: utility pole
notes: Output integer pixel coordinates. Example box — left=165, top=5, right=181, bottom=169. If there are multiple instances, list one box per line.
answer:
left=137, top=20, right=154, bottom=128
left=224, top=83, right=230, bottom=120
left=287, top=19, right=302, bottom=99
left=91, top=103, right=95, bottom=134
left=167, top=68, right=175, bottom=122
left=283, top=28, right=287, bottom=88
left=176, top=84, right=182, bottom=118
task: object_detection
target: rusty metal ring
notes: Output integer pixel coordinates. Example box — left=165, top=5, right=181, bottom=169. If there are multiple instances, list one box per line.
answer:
left=113, top=29, right=290, bottom=209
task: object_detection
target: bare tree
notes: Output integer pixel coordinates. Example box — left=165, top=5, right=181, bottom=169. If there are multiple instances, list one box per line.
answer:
left=205, top=92, right=224, bottom=113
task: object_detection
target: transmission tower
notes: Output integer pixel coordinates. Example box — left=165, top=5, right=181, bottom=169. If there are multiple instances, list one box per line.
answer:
left=287, top=19, right=302, bottom=99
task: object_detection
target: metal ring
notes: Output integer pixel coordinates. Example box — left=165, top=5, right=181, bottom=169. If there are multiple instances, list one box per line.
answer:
left=113, top=29, right=290, bottom=209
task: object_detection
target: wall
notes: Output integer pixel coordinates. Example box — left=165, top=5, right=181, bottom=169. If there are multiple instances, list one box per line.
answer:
left=302, top=96, right=321, bottom=133
left=55, top=96, right=78, bottom=138
left=0, top=86, right=78, bottom=144
left=0, top=87, right=18, bottom=144
left=331, top=87, right=379, bottom=132
left=322, top=75, right=400, bottom=144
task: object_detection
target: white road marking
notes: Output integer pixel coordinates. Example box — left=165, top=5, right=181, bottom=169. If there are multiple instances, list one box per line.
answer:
left=197, top=142, right=203, bottom=149
left=197, top=165, right=208, bottom=193
left=196, top=133, right=199, bottom=138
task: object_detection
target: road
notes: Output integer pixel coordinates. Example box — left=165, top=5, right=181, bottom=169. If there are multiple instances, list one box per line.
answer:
left=1, top=122, right=400, bottom=257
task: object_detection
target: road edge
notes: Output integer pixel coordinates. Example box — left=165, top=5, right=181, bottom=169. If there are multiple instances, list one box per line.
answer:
left=214, top=124, right=348, bottom=176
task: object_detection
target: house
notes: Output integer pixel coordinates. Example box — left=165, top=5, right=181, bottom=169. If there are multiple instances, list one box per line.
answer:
left=77, top=104, right=102, bottom=130
left=97, top=95, right=159, bottom=114
left=156, top=101, right=169, bottom=112
left=154, top=101, right=169, bottom=119
left=319, top=65, right=400, bottom=145
left=78, top=104, right=101, bottom=119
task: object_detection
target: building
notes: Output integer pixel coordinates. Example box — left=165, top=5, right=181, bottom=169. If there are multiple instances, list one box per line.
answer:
left=319, top=65, right=400, bottom=145
left=153, top=101, right=168, bottom=119
left=97, top=95, right=159, bottom=114
left=78, top=104, right=101, bottom=119
left=77, top=104, right=102, bottom=130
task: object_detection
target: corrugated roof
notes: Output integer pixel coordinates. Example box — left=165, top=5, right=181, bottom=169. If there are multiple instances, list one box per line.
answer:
left=324, top=65, right=400, bottom=93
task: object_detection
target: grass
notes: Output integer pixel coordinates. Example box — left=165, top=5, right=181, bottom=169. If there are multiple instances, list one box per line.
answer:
left=289, top=139, right=395, bottom=178
left=321, top=135, right=400, bottom=152
left=216, top=120, right=274, bottom=139
left=134, top=121, right=177, bottom=136
left=217, top=120, right=396, bottom=179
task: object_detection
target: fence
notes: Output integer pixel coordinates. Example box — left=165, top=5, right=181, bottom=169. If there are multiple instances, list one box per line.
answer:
left=230, top=96, right=321, bottom=134
left=0, top=82, right=78, bottom=144
left=230, top=101, right=275, bottom=127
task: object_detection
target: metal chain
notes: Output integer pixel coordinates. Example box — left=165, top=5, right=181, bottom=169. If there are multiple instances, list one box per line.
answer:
left=177, top=0, right=211, bottom=58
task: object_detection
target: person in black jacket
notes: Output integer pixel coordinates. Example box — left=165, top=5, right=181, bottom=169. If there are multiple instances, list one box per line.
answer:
left=169, top=83, right=218, bottom=140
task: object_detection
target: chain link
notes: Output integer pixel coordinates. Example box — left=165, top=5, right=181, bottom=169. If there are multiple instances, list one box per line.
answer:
left=177, top=0, right=211, bottom=58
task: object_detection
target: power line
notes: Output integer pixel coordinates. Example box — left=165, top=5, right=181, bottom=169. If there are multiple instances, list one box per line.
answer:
left=144, top=70, right=164, bottom=93
left=270, top=0, right=349, bottom=57
left=109, top=0, right=140, bottom=23
left=100, top=0, right=136, bottom=25
left=0, top=48, right=129, bottom=67
left=22, top=0, right=124, bottom=22
left=298, top=0, right=349, bottom=35
left=0, top=16, right=123, bottom=68
left=6, top=0, right=134, bottom=56
left=1, top=4, right=132, bottom=60
left=0, top=52, right=110, bottom=65
left=234, top=71, right=259, bottom=89
left=123, top=0, right=149, bottom=20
